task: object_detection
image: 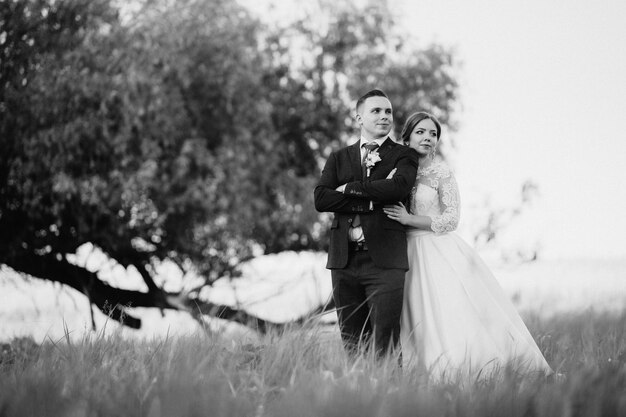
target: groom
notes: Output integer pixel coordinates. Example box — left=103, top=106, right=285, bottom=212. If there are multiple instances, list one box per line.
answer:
left=314, top=89, right=419, bottom=356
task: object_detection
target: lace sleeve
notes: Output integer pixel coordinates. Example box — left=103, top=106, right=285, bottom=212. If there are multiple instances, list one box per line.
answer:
left=430, top=165, right=460, bottom=234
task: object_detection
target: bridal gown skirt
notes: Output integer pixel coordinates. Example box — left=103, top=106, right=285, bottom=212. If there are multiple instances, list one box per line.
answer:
left=400, top=230, right=552, bottom=380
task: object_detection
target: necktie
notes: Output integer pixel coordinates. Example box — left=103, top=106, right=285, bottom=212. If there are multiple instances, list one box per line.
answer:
left=361, top=142, right=380, bottom=177
left=352, top=142, right=380, bottom=230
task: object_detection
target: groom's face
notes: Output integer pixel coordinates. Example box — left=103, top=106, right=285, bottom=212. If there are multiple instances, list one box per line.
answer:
left=356, top=96, right=393, bottom=140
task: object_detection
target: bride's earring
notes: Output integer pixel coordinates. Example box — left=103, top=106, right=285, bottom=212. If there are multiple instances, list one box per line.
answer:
left=430, top=146, right=437, bottom=159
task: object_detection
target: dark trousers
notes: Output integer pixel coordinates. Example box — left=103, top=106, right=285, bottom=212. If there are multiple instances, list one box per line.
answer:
left=331, top=249, right=405, bottom=357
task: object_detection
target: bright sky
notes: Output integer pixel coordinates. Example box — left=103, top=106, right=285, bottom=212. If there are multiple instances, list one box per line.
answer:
left=242, top=0, right=626, bottom=260
left=393, top=0, right=626, bottom=260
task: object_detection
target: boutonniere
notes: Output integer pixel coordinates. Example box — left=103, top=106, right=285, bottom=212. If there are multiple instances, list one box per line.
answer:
left=365, top=150, right=381, bottom=170
left=364, top=150, right=381, bottom=210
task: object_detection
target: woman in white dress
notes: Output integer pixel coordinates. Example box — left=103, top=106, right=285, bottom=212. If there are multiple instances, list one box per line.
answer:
left=383, top=112, right=552, bottom=380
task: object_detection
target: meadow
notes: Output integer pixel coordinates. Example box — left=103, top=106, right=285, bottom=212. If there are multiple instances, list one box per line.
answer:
left=1, top=310, right=626, bottom=417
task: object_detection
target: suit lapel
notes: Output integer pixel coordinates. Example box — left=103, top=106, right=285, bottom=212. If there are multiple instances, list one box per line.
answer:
left=348, top=140, right=363, bottom=180
left=367, top=138, right=396, bottom=177
left=377, top=137, right=396, bottom=160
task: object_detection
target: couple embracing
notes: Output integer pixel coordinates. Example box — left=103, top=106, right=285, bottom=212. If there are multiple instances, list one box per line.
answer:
left=314, top=89, right=552, bottom=379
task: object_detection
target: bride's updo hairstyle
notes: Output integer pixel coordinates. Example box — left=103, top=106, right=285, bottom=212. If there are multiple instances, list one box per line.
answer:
left=400, top=112, right=442, bottom=145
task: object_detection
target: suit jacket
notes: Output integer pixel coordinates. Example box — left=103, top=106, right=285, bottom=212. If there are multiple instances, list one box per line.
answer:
left=314, top=138, right=419, bottom=270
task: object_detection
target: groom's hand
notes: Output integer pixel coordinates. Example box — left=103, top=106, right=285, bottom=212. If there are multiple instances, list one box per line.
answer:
left=315, top=151, right=383, bottom=214
left=343, top=147, right=419, bottom=203
left=335, top=184, right=347, bottom=193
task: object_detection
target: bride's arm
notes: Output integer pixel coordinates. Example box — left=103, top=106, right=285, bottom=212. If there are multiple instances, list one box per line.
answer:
left=383, top=165, right=460, bottom=233
left=430, top=168, right=460, bottom=233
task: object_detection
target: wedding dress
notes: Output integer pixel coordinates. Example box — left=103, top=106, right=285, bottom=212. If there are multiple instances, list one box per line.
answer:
left=400, top=161, right=552, bottom=380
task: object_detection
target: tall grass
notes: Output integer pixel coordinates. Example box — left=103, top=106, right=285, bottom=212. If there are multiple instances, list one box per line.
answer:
left=1, top=310, right=626, bottom=417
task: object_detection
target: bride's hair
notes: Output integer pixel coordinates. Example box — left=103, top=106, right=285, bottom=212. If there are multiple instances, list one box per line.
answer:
left=400, top=112, right=441, bottom=145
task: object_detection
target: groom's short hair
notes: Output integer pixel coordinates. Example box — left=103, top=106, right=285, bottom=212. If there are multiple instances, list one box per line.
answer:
left=356, top=89, right=389, bottom=113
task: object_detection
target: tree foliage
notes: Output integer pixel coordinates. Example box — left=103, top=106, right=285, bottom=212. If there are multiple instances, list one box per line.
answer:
left=0, top=0, right=459, bottom=328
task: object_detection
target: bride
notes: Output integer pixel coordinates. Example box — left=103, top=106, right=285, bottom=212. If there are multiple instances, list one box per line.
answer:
left=383, top=112, right=553, bottom=380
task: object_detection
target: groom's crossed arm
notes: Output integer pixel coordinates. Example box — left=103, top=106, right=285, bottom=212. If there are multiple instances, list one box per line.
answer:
left=343, top=147, right=419, bottom=203
left=314, top=152, right=374, bottom=214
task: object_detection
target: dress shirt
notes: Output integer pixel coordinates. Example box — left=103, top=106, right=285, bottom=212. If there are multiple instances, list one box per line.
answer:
left=349, top=136, right=388, bottom=242
left=359, top=136, right=387, bottom=161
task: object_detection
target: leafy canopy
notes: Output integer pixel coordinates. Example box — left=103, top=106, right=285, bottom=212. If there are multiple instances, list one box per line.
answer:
left=0, top=0, right=458, bottom=289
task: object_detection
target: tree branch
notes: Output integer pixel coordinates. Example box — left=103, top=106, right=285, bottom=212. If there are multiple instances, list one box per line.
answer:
left=3, top=252, right=336, bottom=333
left=5, top=252, right=170, bottom=329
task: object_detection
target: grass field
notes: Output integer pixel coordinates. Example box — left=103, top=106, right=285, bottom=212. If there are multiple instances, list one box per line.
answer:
left=1, top=310, right=626, bottom=417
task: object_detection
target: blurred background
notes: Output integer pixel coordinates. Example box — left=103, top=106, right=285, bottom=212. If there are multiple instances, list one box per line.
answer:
left=2, top=0, right=625, bottom=342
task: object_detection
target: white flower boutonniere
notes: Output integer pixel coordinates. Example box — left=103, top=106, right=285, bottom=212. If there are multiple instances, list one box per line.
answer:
left=365, top=150, right=381, bottom=170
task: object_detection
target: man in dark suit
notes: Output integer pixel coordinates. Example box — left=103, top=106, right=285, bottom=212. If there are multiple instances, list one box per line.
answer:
left=314, top=89, right=419, bottom=356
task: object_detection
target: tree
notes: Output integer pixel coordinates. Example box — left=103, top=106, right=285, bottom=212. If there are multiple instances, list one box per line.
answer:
left=254, top=0, right=459, bottom=252
left=0, top=0, right=460, bottom=331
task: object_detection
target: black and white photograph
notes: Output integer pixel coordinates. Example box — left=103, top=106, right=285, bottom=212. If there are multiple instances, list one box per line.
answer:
left=1, top=0, right=626, bottom=415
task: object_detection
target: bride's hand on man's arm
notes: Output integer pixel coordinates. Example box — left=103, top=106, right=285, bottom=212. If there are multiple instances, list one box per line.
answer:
left=384, top=203, right=433, bottom=229
left=383, top=202, right=412, bottom=226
